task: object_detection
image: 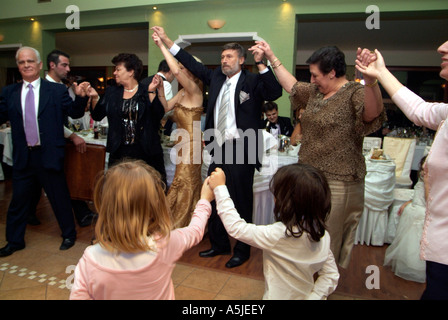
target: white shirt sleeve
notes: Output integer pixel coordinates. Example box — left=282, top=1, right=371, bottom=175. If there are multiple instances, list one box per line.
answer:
left=169, top=43, right=181, bottom=56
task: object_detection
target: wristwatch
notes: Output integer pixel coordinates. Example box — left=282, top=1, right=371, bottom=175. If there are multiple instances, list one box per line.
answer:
left=255, top=60, right=265, bottom=65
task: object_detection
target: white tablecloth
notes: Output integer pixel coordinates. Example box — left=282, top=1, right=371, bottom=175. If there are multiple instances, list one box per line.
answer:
left=0, top=127, right=13, bottom=181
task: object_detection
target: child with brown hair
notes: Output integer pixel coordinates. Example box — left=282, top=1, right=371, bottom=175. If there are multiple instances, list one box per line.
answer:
left=69, top=160, right=213, bottom=300
left=208, top=163, right=339, bottom=300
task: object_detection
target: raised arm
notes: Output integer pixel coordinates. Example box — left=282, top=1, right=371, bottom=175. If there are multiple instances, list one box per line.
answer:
left=151, top=26, right=212, bottom=85
left=148, top=74, right=171, bottom=113
left=249, top=41, right=298, bottom=93
left=355, top=48, right=384, bottom=123
left=355, top=48, right=404, bottom=99
left=151, top=30, right=201, bottom=101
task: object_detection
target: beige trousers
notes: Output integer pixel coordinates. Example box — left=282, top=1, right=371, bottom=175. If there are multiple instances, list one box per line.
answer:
left=326, top=179, right=365, bottom=269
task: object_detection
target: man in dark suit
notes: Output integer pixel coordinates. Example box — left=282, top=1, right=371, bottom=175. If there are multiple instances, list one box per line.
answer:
left=261, top=101, right=294, bottom=137
left=0, top=46, right=88, bottom=257
left=152, top=26, right=282, bottom=268
left=45, top=49, right=96, bottom=228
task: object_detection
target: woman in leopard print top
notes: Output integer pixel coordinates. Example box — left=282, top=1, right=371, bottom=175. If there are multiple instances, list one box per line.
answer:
left=250, top=42, right=385, bottom=268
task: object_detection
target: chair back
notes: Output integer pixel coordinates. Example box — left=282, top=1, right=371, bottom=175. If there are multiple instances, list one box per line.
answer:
left=383, top=137, right=416, bottom=178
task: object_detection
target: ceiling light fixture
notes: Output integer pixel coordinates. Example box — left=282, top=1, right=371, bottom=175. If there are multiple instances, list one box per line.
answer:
left=207, top=19, right=226, bottom=30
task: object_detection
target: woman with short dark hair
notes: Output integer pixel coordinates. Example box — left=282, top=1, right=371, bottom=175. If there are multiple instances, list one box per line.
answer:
left=250, top=41, right=385, bottom=269
left=88, top=53, right=168, bottom=185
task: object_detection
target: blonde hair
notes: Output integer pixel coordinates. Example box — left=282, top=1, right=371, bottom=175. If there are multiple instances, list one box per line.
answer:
left=93, top=160, right=172, bottom=253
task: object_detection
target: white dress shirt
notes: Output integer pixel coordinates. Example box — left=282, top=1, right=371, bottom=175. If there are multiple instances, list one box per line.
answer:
left=157, top=72, right=173, bottom=101
left=169, top=43, right=269, bottom=141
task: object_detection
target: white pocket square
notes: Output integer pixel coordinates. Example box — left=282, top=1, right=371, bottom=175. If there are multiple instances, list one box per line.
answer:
left=239, top=91, right=250, bottom=104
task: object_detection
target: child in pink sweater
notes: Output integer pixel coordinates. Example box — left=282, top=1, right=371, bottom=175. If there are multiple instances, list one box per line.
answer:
left=69, top=160, right=213, bottom=300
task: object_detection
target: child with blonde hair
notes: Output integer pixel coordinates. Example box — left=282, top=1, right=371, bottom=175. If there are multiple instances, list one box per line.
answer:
left=70, top=160, right=213, bottom=300
left=208, top=164, right=339, bottom=300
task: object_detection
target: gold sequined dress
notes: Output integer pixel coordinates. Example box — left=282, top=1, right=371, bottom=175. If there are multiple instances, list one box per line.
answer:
left=166, top=103, right=203, bottom=228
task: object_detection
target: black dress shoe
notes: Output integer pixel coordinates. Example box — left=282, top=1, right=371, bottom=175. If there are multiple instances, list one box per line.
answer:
left=199, top=248, right=231, bottom=258
left=0, top=244, right=25, bottom=257
left=78, top=212, right=97, bottom=227
left=225, top=256, right=248, bottom=268
left=60, top=238, right=76, bottom=250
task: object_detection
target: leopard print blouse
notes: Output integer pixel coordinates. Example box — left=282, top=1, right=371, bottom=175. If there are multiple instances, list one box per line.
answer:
left=290, top=81, right=386, bottom=182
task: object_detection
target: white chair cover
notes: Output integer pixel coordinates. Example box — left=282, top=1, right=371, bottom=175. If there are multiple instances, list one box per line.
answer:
left=383, top=137, right=416, bottom=188
left=355, top=159, right=396, bottom=246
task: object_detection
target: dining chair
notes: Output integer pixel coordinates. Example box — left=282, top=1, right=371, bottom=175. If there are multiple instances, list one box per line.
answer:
left=355, top=158, right=396, bottom=246
left=382, top=137, right=417, bottom=189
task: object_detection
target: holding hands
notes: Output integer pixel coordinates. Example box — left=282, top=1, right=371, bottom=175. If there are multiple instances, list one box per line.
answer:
left=72, top=81, right=91, bottom=97
left=200, top=177, right=214, bottom=203
left=249, top=41, right=274, bottom=63
left=149, top=74, right=163, bottom=91
left=150, top=26, right=173, bottom=49
left=199, top=168, right=227, bottom=202
left=208, top=168, right=226, bottom=190
left=355, top=48, right=385, bottom=81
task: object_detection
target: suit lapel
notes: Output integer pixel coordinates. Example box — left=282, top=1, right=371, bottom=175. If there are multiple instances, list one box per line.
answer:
left=12, top=83, right=23, bottom=116
left=205, top=73, right=226, bottom=128
left=38, top=78, right=50, bottom=116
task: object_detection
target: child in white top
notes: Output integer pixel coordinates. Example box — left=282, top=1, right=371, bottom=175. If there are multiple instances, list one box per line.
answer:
left=208, top=163, right=339, bottom=300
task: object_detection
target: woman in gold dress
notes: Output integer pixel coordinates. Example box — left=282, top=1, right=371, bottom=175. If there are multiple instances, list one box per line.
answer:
left=152, top=29, right=204, bottom=228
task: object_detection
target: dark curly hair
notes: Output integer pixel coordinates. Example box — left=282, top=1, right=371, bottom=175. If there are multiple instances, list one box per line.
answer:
left=111, top=53, right=143, bottom=80
left=269, top=163, right=331, bottom=242
left=306, top=46, right=346, bottom=78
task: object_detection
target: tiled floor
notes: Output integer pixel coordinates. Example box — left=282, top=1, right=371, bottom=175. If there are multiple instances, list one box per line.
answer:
left=0, top=178, right=426, bottom=301
left=0, top=223, right=267, bottom=300
left=0, top=218, right=362, bottom=300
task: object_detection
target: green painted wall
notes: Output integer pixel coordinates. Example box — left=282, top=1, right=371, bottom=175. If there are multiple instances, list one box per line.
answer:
left=1, top=0, right=447, bottom=115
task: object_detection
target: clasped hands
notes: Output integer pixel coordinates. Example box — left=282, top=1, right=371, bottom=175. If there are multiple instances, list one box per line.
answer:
left=72, top=81, right=99, bottom=100
left=200, top=168, right=226, bottom=203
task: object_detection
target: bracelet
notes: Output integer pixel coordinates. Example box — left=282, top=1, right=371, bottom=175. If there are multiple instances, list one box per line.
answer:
left=365, top=79, right=378, bottom=87
left=271, top=58, right=279, bottom=65
left=272, top=61, right=282, bottom=69
left=158, top=95, right=165, bottom=98
left=255, top=60, right=265, bottom=65
left=148, top=91, right=156, bottom=94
